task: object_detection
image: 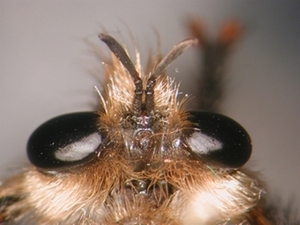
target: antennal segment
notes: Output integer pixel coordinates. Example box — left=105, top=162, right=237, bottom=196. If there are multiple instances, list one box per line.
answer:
left=99, top=33, right=143, bottom=114
left=145, top=38, right=198, bottom=114
left=145, top=76, right=156, bottom=115
left=151, top=38, right=198, bottom=79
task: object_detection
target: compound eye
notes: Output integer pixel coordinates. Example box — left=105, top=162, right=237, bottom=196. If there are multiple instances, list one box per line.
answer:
left=185, top=111, right=251, bottom=167
left=27, top=112, right=101, bottom=169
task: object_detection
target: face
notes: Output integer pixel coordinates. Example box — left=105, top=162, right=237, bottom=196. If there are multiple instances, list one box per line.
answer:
left=0, top=34, right=265, bottom=225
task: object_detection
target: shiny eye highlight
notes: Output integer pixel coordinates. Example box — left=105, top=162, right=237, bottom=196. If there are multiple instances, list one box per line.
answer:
left=27, top=112, right=101, bottom=169
left=185, top=111, right=252, bottom=167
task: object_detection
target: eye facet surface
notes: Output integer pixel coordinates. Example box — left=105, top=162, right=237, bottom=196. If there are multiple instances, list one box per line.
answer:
left=185, top=111, right=252, bottom=167
left=27, top=112, right=101, bottom=169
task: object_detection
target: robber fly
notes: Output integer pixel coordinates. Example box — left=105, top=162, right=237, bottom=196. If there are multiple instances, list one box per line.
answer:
left=0, top=32, right=287, bottom=224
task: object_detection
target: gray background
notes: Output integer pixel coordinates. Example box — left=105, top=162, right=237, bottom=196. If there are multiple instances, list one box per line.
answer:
left=1, top=0, right=299, bottom=215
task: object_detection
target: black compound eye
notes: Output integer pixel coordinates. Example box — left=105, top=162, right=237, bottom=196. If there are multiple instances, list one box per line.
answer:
left=185, top=111, right=252, bottom=168
left=27, top=112, right=101, bottom=169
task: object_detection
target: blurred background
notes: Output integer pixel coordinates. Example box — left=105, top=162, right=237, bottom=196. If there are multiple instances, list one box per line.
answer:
left=1, top=0, right=299, bottom=215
